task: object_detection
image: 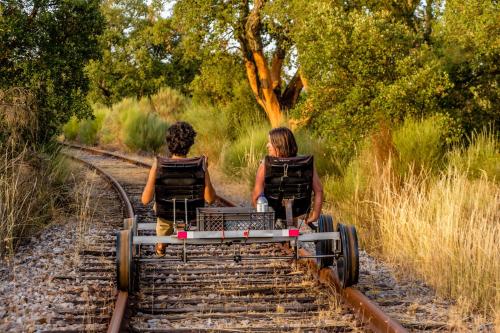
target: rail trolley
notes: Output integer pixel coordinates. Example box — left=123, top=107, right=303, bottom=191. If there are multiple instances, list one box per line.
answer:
left=116, top=155, right=360, bottom=292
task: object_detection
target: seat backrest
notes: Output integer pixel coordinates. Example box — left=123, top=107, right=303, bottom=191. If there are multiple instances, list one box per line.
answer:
left=155, top=156, right=206, bottom=222
left=264, top=155, right=313, bottom=220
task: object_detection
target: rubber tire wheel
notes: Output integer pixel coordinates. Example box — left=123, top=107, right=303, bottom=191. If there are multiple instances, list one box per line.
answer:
left=347, top=225, right=360, bottom=285
left=316, top=215, right=334, bottom=268
left=337, top=223, right=351, bottom=288
left=116, top=230, right=132, bottom=292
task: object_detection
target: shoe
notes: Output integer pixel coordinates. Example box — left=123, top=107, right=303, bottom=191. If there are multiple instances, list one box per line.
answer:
left=155, top=243, right=166, bottom=257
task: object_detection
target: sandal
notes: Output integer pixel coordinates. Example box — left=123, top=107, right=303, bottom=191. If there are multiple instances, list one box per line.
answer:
left=155, top=243, right=166, bottom=257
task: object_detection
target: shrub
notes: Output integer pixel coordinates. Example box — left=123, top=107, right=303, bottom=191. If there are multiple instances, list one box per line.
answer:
left=122, top=109, right=168, bottom=153
left=77, top=109, right=106, bottom=145
left=294, top=129, right=341, bottom=177
left=150, top=87, right=189, bottom=122
left=62, top=116, right=79, bottom=141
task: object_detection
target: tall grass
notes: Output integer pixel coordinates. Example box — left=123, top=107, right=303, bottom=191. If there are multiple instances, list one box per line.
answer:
left=448, top=129, right=500, bottom=182
left=325, top=118, right=500, bottom=318
left=372, top=166, right=499, bottom=316
left=222, top=126, right=269, bottom=188
left=0, top=146, right=73, bottom=256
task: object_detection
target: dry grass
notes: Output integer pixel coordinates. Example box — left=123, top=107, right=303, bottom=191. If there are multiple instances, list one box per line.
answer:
left=372, top=166, right=499, bottom=315
left=72, top=171, right=98, bottom=255
left=324, top=124, right=499, bottom=321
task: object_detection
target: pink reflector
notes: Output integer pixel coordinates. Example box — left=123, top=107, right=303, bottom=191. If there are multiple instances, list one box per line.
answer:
left=288, top=229, right=299, bottom=237
left=177, top=231, right=187, bottom=239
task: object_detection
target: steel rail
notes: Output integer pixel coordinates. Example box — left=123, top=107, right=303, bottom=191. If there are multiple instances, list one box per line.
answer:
left=62, top=143, right=407, bottom=333
left=60, top=151, right=131, bottom=333
left=295, top=247, right=408, bottom=333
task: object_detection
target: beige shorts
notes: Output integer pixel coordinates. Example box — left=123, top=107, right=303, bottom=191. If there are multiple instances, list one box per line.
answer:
left=156, top=217, right=174, bottom=236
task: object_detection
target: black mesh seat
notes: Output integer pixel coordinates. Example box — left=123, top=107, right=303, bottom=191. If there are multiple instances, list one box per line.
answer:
left=264, top=155, right=313, bottom=223
left=155, top=156, right=206, bottom=223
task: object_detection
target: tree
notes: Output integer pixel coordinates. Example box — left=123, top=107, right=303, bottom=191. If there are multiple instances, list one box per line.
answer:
left=0, top=0, right=104, bottom=143
left=274, top=1, right=453, bottom=160
left=172, top=0, right=305, bottom=127
left=435, top=0, right=500, bottom=133
left=86, top=0, right=199, bottom=105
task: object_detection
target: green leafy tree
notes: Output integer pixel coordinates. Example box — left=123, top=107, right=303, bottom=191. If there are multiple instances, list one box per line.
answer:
left=0, top=0, right=104, bottom=143
left=86, top=0, right=198, bottom=105
left=435, top=0, right=500, bottom=133
left=172, top=0, right=306, bottom=127
left=281, top=2, right=450, bottom=159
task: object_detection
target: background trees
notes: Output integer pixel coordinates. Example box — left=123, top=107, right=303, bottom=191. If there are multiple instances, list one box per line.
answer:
left=85, top=0, right=199, bottom=106
left=0, top=0, right=104, bottom=144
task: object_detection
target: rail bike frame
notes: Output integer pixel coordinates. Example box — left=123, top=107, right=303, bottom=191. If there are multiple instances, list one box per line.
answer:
left=117, top=212, right=360, bottom=293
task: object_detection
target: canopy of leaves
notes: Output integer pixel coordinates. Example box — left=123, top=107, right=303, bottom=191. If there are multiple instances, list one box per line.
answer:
left=85, top=0, right=199, bottom=105
left=0, top=0, right=104, bottom=144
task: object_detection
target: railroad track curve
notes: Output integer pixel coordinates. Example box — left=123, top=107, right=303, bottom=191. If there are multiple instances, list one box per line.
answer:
left=61, top=143, right=407, bottom=333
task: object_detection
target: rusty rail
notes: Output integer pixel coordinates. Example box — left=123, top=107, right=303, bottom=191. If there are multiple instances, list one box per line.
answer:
left=297, top=248, right=407, bottom=333
left=62, top=143, right=407, bottom=333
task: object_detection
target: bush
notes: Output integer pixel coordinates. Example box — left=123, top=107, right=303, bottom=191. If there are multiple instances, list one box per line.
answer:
left=62, top=116, right=79, bottom=141
left=77, top=109, right=106, bottom=145
left=122, top=110, right=168, bottom=153
left=294, top=129, right=341, bottom=177
left=150, top=87, right=189, bottom=122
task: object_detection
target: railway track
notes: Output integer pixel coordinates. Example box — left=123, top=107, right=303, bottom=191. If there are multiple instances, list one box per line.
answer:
left=62, top=144, right=408, bottom=332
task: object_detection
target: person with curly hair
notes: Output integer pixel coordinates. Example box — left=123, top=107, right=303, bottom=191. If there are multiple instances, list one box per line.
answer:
left=141, top=121, right=217, bottom=256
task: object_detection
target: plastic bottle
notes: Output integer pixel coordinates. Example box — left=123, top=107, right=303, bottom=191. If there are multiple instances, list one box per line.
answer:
left=256, top=194, right=268, bottom=212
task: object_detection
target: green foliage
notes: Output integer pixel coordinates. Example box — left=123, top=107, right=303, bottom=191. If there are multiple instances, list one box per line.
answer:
left=0, top=0, right=104, bottom=143
left=63, top=117, right=80, bottom=141
left=77, top=110, right=106, bottom=146
left=448, top=130, right=500, bottom=182
left=392, top=115, right=462, bottom=176
left=435, top=0, right=500, bottom=133
left=181, top=103, right=230, bottom=163
left=122, top=110, right=168, bottom=153
left=189, top=53, right=264, bottom=140
left=86, top=0, right=198, bottom=105
left=294, top=129, right=340, bottom=177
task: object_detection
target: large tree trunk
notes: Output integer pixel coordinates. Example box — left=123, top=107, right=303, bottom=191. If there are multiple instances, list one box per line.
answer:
left=239, top=0, right=303, bottom=128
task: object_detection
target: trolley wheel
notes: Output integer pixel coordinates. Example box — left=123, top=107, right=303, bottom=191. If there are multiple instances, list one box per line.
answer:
left=346, top=225, right=360, bottom=285
left=315, top=214, right=334, bottom=268
left=116, top=230, right=133, bottom=292
left=337, top=223, right=351, bottom=288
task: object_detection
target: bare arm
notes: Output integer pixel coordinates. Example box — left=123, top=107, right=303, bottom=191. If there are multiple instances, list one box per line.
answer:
left=141, top=158, right=157, bottom=205
left=306, top=166, right=323, bottom=223
left=204, top=168, right=217, bottom=204
left=252, top=163, right=265, bottom=207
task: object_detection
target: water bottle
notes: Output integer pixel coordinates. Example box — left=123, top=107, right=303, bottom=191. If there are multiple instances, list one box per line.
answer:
left=256, top=194, right=268, bottom=212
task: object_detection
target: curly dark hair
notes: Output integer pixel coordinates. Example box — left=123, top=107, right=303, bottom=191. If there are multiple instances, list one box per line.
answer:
left=166, top=121, right=197, bottom=156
